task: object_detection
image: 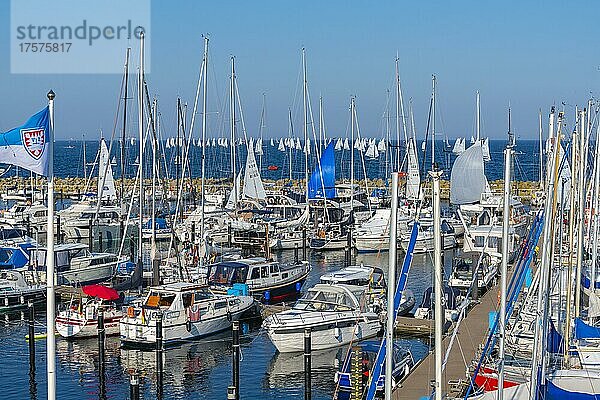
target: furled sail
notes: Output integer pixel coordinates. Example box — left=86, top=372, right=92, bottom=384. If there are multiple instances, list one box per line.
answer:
left=225, top=172, right=242, bottom=209
left=450, top=141, right=488, bottom=204
left=406, top=137, right=421, bottom=200
left=482, top=138, right=491, bottom=161
left=98, top=138, right=117, bottom=201
left=242, top=143, right=266, bottom=201
left=308, top=141, right=335, bottom=199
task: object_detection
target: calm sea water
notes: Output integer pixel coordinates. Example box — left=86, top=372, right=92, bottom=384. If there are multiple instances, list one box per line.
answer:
left=0, top=248, right=456, bottom=400
left=36, top=139, right=542, bottom=183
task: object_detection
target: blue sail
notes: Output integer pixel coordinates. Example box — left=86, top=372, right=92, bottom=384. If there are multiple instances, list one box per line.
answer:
left=308, top=142, right=335, bottom=199
left=365, top=221, right=419, bottom=400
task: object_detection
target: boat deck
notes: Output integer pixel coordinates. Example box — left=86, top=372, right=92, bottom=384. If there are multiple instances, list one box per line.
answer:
left=393, top=282, right=499, bottom=399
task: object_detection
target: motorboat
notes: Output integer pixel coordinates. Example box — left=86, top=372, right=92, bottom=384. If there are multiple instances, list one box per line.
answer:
left=142, top=218, right=173, bottom=241
left=207, top=257, right=310, bottom=304
left=414, top=285, right=465, bottom=322
left=0, top=269, right=46, bottom=313
left=262, top=283, right=382, bottom=353
left=31, top=243, right=127, bottom=286
left=334, top=340, right=414, bottom=399
left=119, top=282, right=256, bottom=348
left=56, top=284, right=123, bottom=339
left=320, top=265, right=414, bottom=316
left=400, top=219, right=457, bottom=254
left=448, top=252, right=499, bottom=292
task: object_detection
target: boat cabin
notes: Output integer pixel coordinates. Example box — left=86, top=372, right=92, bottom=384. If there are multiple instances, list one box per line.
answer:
left=208, top=258, right=291, bottom=289
left=31, top=243, right=118, bottom=272
left=294, top=284, right=364, bottom=312
left=142, top=282, right=219, bottom=314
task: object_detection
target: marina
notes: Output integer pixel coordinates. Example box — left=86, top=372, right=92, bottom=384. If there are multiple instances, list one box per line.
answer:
left=2, top=2, right=600, bottom=400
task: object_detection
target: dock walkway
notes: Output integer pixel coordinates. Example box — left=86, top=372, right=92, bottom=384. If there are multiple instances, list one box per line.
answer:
left=393, top=284, right=499, bottom=399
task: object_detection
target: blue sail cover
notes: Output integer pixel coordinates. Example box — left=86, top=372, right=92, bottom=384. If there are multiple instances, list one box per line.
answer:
left=574, top=318, right=600, bottom=340
left=547, top=320, right=564, bottom=354
left=308, top=142, right=335, bottom=199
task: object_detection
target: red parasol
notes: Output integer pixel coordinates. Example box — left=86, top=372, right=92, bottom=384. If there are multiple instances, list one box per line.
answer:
left=82, top=284, right=120, bottom=301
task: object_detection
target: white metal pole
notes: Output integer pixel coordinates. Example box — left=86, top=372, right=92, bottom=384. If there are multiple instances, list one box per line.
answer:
left=200, top=36, right=208, bottom=249
left=498, top=144, right=512, bottom=399
left=384, top=172, right=399, bottom=400
left=46, top=89, right=56, bottom=400
left=431, top=167, right=443, bottom=400
left=138, top=32, right=145, bottom=276
left=431, top=75, right=436, bottom=171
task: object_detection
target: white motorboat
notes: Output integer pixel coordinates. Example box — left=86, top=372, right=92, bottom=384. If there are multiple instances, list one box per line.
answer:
left=120, top=282, right=256, bottom=348
left=32, top=243, right=126, bottom=286
left=0, top=269, right=46, bottom=313
left=262, top=283, right=382, bottom=353
left=400, top=219, right=457, bottom=254
left=448, top=251, right=499, bottom=292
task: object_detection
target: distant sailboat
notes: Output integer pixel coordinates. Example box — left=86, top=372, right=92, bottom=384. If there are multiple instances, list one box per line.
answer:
left=335, top=138, right=343, bottom=151
left=452, top=137, right=465, bottom=155
left=343, top=138, right=350, bottom=150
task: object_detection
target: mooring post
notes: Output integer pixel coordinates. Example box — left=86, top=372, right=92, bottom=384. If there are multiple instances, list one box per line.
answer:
left=304, top=328, right=312, bottom=400
left=227, top=386, right=237, bottom=400
left=129, top=372, right=140, bottom=400
left=232, top=320, right=240, bottom=400
left=120, top=219, right=124, bottom=241
left=56, top=215, right=61, bottom=244
left=99, top=231, right=103, bottom=252
left=344, top=246, right=350, bottom=268
left=98, top=309, right=106, bottom=399
left=129, top=234, right=135, bottom=263
left=302, top=227, right=307, bottom=261
left=28, top=301, right=35, bottom=370
left=156, top=312, right=163, bottom=400
left=472, top=264, right=479, bottom=301
left=350, top=346, right=362, bottom=400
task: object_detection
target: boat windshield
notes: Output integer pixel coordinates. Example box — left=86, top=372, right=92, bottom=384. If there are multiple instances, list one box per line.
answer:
left=295, top=289, right=355, bottom=312
left=209, top=263, right=248, bottom=285
left=145, top=291, right=177, bottom=309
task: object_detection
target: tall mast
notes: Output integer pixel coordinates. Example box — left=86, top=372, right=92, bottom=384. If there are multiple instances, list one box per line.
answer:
left=498, top=108, right=513, bottom=398
left=200, top=37, right=209, bottom=246
left=385, top=90, right=391, bottom=177
left=575, top=109, right=587, bottom=317
left=431, top=75, right=436, bottom=170
left=476, top=90, right=481, bottom=142
left=176, top=98, right=181, bottom=204
left=350, top=97, right=355, bottom=215
left=137, top=32, right=145, bottom=278
left=121, top=47, right=130, bottom=214
left=302, top=48, right=309, bottom=203
left=82, top=133, right=87, bottom=181
left=431, top=166, right=443, bottom=400
left=258, top=92, right=265, bottom=172
left=230, top=57, right=237, bottom=208
left=319, top=95, right=323, bottom=157
left=538, top=109, right=543, bottom=189
left=395, top=57, right=401, bottom=172
left=151, top=99, right=157, bottom=247
left=288, top=108, right=293, bottom=182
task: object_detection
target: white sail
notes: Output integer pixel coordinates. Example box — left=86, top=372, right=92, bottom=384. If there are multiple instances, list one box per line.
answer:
left=211, top=138, right=216, bottom=147
left=365, top=140, right=377, bottom=159
left=130, top=137, right=135, bottom=146
left=470, top=135, right=475, bottom=144
left=166, top=139, right=171, bottom=149
left=98, top=138, right=117, bottom=201
left=304, top=139, right=311, bottom=154
left=278, top=138, right=286, bottom=152
left=295, top=138, right=302, bottom=150
left=343, top=138, right=350, bottom=150
left=335, top=138, right=343, bottom=151
left=225, top=172, right=242, bottom=209
left=242, top=143, right=266, bottom=201
left=255, top=138, right=263, bottom=155
left=482, top=138, right=491, bottom=162
left=354, top=138, right=361, bottom=149
left=270, top=138, right=275, bottom=147
left=452, top=137, right=465, bottom=155
left=406, top=137, right=421, bottom=200
left=377, top=138, right=386, bottom=152
left=450, top=141, right=488, bottom=205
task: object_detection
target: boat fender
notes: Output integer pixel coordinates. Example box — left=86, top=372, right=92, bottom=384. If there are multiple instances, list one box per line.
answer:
left=295, top=282, right=302, bottom=292
left=226, top=311, right=232, bottom=322
left=127, top=306, right=135, bottom=318
left=264, top=291, right=271, bottom=302
left=186, top=319, right=192, bottom=332
left=334, top=326, right=341, bottom=339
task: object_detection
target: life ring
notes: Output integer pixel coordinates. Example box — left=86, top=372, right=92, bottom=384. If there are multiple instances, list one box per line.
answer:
left=318, top=229, right=326, bottom=239
left=127, top=306, right=135, bottom=318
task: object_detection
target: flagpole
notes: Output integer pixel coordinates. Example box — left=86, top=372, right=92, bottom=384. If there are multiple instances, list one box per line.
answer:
left=46, top=89, right=56, bottom=400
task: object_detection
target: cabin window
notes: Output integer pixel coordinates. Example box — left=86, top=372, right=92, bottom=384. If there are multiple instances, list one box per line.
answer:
left=146, top=292, right=176, bottom=308
left=282, top=272, right=288, bottom=279
left=182, top=293, right=193, bottom=308
left=194, top=290, right=211, bottom=302
left=34, top=211, right=46, bottom=218
left=214, top=301, right=227, bottom=310
left=270, top=264, right=279, bottom=274
left=250, top=267, right=260, bottom=280
left=474, top=236, right=485, bottom=248
left=261, top=266, right=269, bottom=278
left=488, top=237, right=499, bottom=250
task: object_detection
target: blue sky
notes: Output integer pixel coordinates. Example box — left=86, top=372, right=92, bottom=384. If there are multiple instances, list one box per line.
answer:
left=1, top=1, right=598, bottom=141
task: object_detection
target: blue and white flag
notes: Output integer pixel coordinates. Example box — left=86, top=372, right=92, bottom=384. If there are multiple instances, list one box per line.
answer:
left=0, top=107, right=50, bottom=176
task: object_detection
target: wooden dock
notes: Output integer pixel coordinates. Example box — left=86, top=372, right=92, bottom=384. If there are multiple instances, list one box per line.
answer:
left=393, top=284, right=499, bottom=399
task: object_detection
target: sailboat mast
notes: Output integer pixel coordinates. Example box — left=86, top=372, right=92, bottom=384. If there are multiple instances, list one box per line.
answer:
left=230, top=57, right=237, bottom=207
left=498, top=109, right=513, bottom=398
left=302, top=48, right=309, bottom=203
left=288, top=108, right=293, bottom=182
left=200, top=37, right=209, bottom=246
left=385, top=90, right=391, bottom=178
left=431, top=75, right=436, bottom=170
left=319, top=95, right=323, bottom=157
left=351, top=96, right=355, bottom=215
left=176, top=98, right=181, bottom=205
left=395, top=57, right=401, bottom=172
left=82, top=133, right=87, bottom=181
left=121, top=47, right=130, bottom=213
left=575, top=108, right=587, bottom=317
left=431, top=166, right=443, bottom=400
left=538, top=109, right=543, bottom=189
left=258, top=93, right=265, bottom=173
left=151, top=99, right=157, bottom=245
left=137, top=32, right=145, bottom=275
left=476, top=90, right=481, bottom=142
